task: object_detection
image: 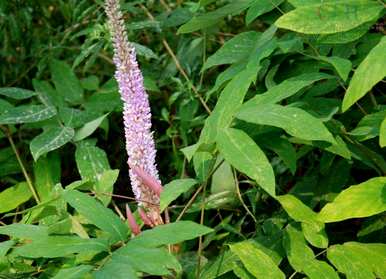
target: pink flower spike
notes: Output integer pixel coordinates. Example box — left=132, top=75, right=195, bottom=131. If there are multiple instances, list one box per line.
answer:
left=125, top=204, right=141, bottom=236
left=139, top=208, right=155, bottom=227
left=129, top=163, right=163, bottom=197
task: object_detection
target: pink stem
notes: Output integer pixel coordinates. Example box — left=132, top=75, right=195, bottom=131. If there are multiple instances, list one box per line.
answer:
left=125, top=204, right=141, bottom=235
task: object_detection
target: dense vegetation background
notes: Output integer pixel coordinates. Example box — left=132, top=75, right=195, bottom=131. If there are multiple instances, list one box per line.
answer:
left=0, top=0, right=385, bottom=278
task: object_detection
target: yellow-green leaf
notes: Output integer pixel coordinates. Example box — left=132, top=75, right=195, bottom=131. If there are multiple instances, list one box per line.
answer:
left=276, top=0, right=383, bottom=34
left=342, top=36, right=386, bottom=111
left=318, top=177, right=386, bottom=223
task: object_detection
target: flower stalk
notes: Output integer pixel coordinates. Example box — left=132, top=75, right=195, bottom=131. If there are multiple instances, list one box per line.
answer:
left=105, top=0, right=163, bottom=226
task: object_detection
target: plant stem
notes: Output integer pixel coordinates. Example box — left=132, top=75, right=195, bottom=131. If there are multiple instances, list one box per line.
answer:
left=0, top=125, right=40, bottom=204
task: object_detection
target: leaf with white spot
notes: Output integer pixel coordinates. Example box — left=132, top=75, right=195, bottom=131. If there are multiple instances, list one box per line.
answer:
left=75, top=143, right=110, bottom=182
left=0, top=105, right=57, bottom=124
left=0, top=87, right=36, bottom=99
left=30, top=126, right=74, bottom=161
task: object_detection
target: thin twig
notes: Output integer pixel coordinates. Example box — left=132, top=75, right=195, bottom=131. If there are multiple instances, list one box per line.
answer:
left=112, top=200, right=125, bottom=220
left=0, top=125, right=40, bottom=204
left=233, top=168, right=257, bottom=223
left=196, top=181, right=207, bottom=278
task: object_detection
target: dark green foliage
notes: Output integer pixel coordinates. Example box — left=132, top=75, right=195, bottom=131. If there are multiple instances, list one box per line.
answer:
left=0, top=0, right=385, bottom=278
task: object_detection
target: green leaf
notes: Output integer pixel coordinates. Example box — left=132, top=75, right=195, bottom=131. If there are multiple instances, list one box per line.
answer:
left=237, top=104, right=336, bottom=143
left=73, top=113, right=108, bottom=141
left=160, top=178, right=197, bottom=211
left=230, top=241, right=285, bottom=279
left=349, top=110, right=386, bottom=141
left=246, top=0, right=284, bottom=24
left=318, top=177, right=386, bottom=223
left=0, top=240, right=15, bottom=257
left=130, top=221, right=213, bottom=248
left=178, top=0, right=253, bottom=34
left=0, top=105, right=56, bottom=124
left=0, top=182, right=32, bottom=213
left=0, top=87, right=36, bottom=99
left=201, top=250, right=239, bottom=279
left=75, top=143, right=110, bottom=181
left=94, top=169, right=119, bottom=206
left=327, top=242, right=386, bottom=279
left=33, top=153, right=61, bottom=202
left=283, top=225, right=339, bottom=279
left=276, top=1, right=383, bottom=34
left=197, top=26, right=277, bottom=148
left=0, top=224, right=49, bottom=239
left=319, top=56, right=352, bottom=81
left=243, top=73, right=331, bottom=107
left=316, top=21, right=374, bottom=44
left=63, top=189, right=128, bottom=242
left=380, top=117, right=386, bottom=147
left=13, top=235, right=108, bottom=258
left=261, top=137, right=297, bottom=174
left=203, top=31, right=260, bottom=69
left=94, top=256, right=138, bottom=279
left=51, top=265, right=94, bottom=279
left=30, top=126, right=74, bottom=161
left=211, top=159, right=237, bottom=195
left=342, top=37, right=386, bottom=111
left=277, top=195, right=328, bottom=248
left=50, top=59, right=84, bottom=104
left=114, top=244, right=182, bottom=276
left=80, top=75, right=100, bottom=91
left=217, top=128, right=275, bottom=196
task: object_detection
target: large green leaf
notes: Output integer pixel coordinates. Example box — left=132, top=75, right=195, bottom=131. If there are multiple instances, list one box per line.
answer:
left=0, top=224, right=48, bottom=239
left=51, top=265, right=93, bottom=279
left=243, top=73, right=331, bottom=107
left=276, top=1, right=383, bottom=34
left=94, top=255, right=138, bottom=279
left=283, top=225, right=339, bottom=279
left=327, top=242, right=386, bottom=279
left=203, top=31, right=260, bottom=69
left=318, top=177, right=386, bottom=223
left=0, top=182, right=32, bottom=213
left=0, top=105, right=56, bottom=124
left=50, top=59, right=84, bottom=104
left=75, top=143, right=110, bottom=181
left=129, top=221, right=213, bottom=248
left=237, top=104, right=335, bottom=143
left=113, top=244, right=181, bottom=276
left=342, top=36, right=386, bottom=111
left=30, top=126, right=74, bottom=161
left=178, top=0, right=253, bottom=33
left=63, top=190, right=128, bottom=243
left=217, top=128, right=275, bottom=196
left=201, top=250, right=239, bottom=279
left=230, top=241, right=285, bottom=279
left=0, top=87, right=36, bottom=99
left=160, top=178, right=197, bottom=211
left=12, top=236, right=108, bottom=258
